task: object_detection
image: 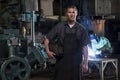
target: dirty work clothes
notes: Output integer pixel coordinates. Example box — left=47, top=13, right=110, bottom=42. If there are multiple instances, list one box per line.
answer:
left=54, top=54, right=82, bottom=80
left=53, top=25, right=85, bottom=80
left=46, top=21, right=90, bottom=80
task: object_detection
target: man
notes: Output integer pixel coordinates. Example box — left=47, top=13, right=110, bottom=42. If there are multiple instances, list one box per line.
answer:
left=44, top=5, right=90, bottom=80
left=88, top=33, right=112, bottom=58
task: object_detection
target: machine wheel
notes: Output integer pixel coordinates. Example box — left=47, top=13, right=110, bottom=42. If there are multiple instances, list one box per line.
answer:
left=1, top=57, right=31, bottom=80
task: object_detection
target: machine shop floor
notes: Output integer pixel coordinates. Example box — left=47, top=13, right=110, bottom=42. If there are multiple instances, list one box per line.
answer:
left=30, top=69, right=118, bottom=80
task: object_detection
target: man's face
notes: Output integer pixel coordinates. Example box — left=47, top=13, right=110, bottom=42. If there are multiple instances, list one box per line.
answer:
left=66, top=8, right=78, bottom=22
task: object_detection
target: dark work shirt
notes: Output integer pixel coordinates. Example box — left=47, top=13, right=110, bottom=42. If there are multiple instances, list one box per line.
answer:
left=46, top=21, right=90, bottom=47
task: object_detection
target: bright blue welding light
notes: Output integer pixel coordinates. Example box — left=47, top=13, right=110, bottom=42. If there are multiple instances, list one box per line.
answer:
left=88, top=34, right=102, bottom=59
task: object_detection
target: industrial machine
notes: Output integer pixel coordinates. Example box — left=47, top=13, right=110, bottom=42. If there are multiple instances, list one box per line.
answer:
left=0, top=1, right=50, bottom=79
left=0, top=27, right=49, bottom=80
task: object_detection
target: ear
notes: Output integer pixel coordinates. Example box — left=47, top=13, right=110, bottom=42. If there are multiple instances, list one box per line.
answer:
left=75, top=10, right=78, bottom=16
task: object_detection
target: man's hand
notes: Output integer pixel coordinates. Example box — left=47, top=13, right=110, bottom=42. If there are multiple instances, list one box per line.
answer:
left=82, top=62, right=88, bottom=73
left=46, top=50, right=56, bottom=59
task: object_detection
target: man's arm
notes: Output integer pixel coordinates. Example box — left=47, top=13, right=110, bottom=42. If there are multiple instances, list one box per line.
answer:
left=44, top=36, right=56, bottom=59
left=82, top=45, right=88, bottom=72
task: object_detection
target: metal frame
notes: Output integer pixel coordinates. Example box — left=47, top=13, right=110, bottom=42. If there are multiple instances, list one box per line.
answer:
left=88, top=58, right=118, bottom=80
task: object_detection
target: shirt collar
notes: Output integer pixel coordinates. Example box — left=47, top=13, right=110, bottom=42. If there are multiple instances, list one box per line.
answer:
left=64, top=21, right=77, bottom=28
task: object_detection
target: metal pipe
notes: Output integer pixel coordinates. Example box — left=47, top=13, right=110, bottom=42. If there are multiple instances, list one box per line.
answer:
left=59, top=0, right=62, bottom=22
left=30, top=11, right=35, bottom=46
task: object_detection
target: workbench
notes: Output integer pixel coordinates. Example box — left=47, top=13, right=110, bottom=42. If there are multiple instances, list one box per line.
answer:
left=88, top=58, right=118, bottom=80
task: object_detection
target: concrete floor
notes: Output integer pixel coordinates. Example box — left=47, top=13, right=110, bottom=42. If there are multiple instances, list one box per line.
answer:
left=0, top=63, right=117, bottom=80
left=30, top=75, right=117, bottom=80
left=0, top=65, right=118, bottom=80
left=29, top=69, right=118, bottom=80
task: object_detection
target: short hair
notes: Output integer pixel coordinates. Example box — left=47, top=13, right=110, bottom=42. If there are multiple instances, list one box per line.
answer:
left=66, top=5, right=78, bottom=11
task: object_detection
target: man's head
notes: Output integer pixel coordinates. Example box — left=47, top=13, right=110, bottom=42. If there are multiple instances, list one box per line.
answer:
left=66, top=5, right=78, bottom=23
